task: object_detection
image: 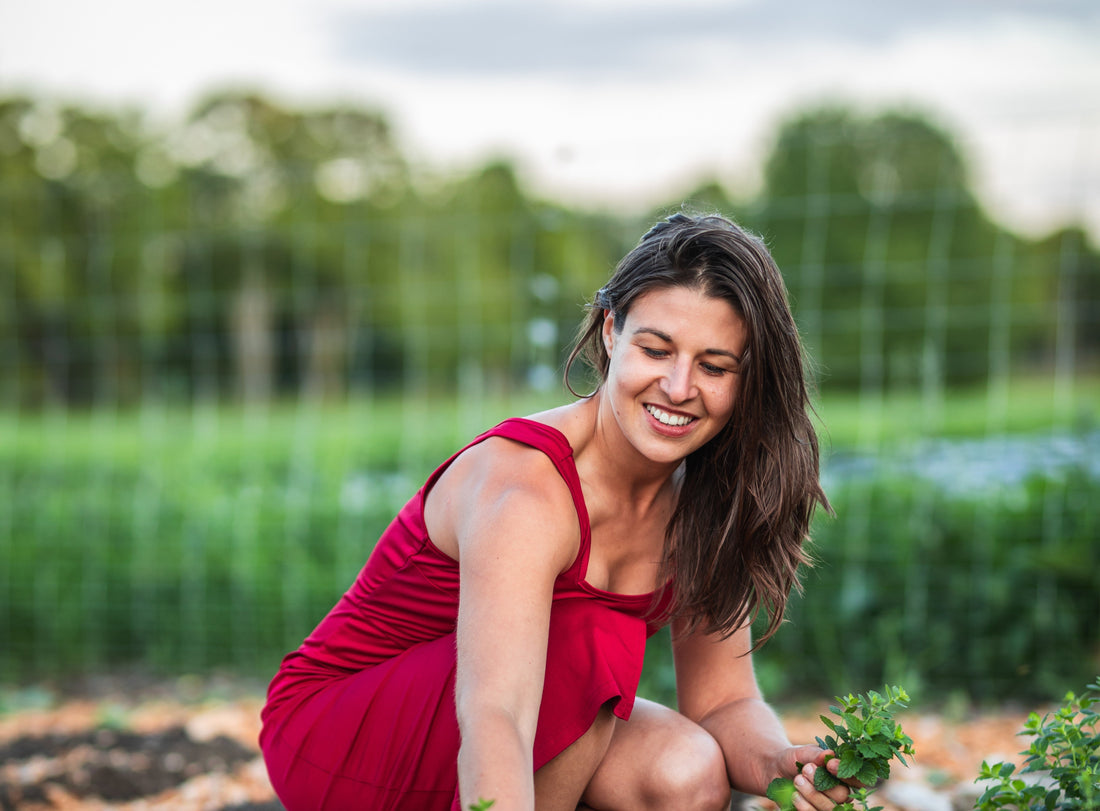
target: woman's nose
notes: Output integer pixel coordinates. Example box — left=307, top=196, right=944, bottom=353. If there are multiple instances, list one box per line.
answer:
left=661, top=359, right=697, bottom=403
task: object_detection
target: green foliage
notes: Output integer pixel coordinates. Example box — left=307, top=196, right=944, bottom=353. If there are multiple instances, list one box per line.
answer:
left=638, top=428, right=1100, bottom=707
left=0, top=395, right=564, bottom=680
left=765, top=776, right=797, bottom=809
left=767, top=685, right=914, bottom=811
left=0, top=400, right=1096, bottom=700
left=0, top=90, right=639, bottom=406
left=975, top=678, right=1100, bottom=811
left=748, top=105, right=1089, bottom=390
left=761, top=459, right=1100, bottom=704
left=468, top=800, right=495, bottom=811
left=2, top=92, right=1097, bottom=408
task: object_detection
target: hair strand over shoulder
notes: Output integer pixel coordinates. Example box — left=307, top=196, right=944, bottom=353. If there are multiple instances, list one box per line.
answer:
left=565, top=211, right=831, bottom=646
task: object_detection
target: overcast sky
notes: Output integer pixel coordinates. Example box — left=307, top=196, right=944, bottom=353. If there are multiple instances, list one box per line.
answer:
left=2, top=0, right=1097, bottom=237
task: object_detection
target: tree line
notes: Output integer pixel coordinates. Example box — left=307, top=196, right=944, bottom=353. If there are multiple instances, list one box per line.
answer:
left=1, top=92, right=1095, bottom=407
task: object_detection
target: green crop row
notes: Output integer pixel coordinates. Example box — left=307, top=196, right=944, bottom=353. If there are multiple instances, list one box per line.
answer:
left=639, top=458, right=1099, bottom=706
left=1, top=403, right=1097, bottom=706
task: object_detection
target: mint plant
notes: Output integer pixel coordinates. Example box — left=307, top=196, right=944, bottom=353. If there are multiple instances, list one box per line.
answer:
left=767, top=685, right=915, bottom=811
left=975, top=677, right=1099, bottom=811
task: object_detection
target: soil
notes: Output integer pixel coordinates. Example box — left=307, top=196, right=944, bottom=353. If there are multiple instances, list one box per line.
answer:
left=0, top=675, right=1039, bottom=811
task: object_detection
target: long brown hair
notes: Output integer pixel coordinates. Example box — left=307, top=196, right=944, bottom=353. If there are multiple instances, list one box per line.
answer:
left=565, top=212, right=830, bottom=646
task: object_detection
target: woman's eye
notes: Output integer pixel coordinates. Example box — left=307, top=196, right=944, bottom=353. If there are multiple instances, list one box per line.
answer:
left=641, top=347, right=668, bottom=358
left=701, top=363, right=729, bottom=376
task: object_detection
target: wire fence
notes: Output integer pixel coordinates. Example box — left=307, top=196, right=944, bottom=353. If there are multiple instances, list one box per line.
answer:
left=1, top=104, right=1098, bottom=703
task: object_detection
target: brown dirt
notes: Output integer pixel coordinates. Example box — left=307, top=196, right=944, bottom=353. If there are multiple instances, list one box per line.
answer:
left=0, top=681, right=1038, bottom=811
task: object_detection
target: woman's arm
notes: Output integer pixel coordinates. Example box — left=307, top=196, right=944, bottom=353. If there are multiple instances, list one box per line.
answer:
left=430, top=439, right=579, bottom=811
left=672, top=619, right=849, bottom=805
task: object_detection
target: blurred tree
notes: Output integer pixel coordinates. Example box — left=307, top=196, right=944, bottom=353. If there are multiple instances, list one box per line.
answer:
left=0, top=96, right=160, bottom=406
left=750, top=106, right=1042, bottom=391
left=160, top=91, right=411, bottom=401
left=1020, top=226, right=1100, bottom=370
left=1, top=93, right=1093, bottom=407
left=0, top=97, right=40, bottom=405
left=674, top=181, right=744, bottom=219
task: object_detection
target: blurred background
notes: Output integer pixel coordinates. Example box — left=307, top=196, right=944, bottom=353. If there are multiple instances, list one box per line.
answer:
left=0, top=0, right=1097, bottom=709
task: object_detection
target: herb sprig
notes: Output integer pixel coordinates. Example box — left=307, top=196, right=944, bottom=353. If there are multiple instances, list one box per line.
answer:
left=767, top=685, right=915, bottom=811
left=975, top=677, right=1099, bottom=811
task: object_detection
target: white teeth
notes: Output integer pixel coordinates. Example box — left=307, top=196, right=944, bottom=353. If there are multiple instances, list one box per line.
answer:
left=645, top=405, right=694, bottom=427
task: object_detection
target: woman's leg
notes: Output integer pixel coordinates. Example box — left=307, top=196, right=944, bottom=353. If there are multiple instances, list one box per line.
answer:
left=532, top=703, right=617, bottom=811
left=530, top=600, right=729, bottom=809
left=577, top=698, right=732, bottom=811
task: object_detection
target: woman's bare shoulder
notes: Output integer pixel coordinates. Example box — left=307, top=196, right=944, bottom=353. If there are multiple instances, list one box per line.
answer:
left=425, top=430, right=581, bottom=564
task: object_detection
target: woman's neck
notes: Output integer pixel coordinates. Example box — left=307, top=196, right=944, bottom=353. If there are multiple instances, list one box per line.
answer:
left=543, top=395, right=681, bottom=513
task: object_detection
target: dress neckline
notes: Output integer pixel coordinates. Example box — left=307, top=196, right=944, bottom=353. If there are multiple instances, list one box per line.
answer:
left=497, top=417, right=666, bottom=604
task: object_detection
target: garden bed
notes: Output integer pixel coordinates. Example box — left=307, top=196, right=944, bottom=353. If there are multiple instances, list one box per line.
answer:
left=0, top=675, right=1039, bottom=811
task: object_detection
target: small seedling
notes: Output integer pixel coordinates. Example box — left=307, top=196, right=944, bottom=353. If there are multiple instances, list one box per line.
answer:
left=975, top=676, right=1099, bottom=811
left=767, top=685, right=915, bottom=811
left=468, top=799, right=495, bottom=810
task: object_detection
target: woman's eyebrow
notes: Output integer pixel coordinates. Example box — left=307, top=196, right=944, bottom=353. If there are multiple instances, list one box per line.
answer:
left=632, top=327, right=742, bottom=362
left=632, top=326, right=672, bottom=342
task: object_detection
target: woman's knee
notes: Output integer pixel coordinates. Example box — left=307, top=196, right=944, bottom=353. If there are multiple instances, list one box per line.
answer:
left=640, top=724, right=730, bottom=811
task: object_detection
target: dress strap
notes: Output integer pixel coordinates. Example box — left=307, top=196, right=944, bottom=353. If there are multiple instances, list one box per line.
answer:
left=421, top=419, right=592, bottom=576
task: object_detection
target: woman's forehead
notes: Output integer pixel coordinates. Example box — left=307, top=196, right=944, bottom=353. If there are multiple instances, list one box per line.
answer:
left=622, top=287, right=746, bottom=345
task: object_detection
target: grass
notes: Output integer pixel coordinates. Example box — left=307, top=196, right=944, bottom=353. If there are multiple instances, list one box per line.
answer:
left=1, top=376, right=1095, bottom=694
left=2, top=374, right=1095, bottom=468
left=813, top=374, right=1098, bottom=451
left=0, top=390, right=560, bottom=482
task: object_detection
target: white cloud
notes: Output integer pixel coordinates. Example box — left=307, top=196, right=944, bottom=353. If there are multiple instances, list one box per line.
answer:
left=0, top=0, right=1096, bottom=236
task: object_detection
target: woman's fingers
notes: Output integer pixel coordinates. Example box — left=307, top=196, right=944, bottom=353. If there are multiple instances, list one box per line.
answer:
left=792, top=762, right=850, bottom=810
left=821, top=751, right=871, bottom=791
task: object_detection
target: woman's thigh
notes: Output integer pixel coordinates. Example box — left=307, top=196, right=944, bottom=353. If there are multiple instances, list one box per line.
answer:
left=580, top=698, right=731, bottom=811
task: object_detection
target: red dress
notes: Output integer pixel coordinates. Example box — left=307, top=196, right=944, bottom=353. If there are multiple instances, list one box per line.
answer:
left=260, top=418, right=668, bottom=811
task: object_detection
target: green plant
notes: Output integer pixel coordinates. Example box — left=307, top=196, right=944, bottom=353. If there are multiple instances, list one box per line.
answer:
left=468, top=800, right=495, bottom=810
left=767, top=685, right=915, bottom=811
left=975, top=677, right=1100, bottom=810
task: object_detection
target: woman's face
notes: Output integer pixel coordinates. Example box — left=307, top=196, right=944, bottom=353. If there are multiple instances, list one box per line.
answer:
left=601, top=285, right=746, bottom=468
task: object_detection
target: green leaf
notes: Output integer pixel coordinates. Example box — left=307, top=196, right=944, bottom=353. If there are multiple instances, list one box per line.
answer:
left=857, top=740, right=893, bottom=759
left=815, top=768, right=842, bottom=791
left=837, top=749, right=865, bottom=779
left=857, top=761, right=881, bottom=787
left=767, top=777, right=796, bottom=811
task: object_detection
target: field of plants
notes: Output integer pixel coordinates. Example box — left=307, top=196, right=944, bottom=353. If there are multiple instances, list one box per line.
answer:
left=1, top=380, right=1097, bottom=811
left=2, top=378, right=1097, bottom=707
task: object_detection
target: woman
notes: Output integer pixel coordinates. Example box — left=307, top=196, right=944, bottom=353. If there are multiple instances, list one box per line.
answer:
left=260, top=212, right=851, bottom=810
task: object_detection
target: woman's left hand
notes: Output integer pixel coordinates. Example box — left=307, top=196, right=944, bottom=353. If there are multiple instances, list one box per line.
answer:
left=781, top=745, right=852, bottom=810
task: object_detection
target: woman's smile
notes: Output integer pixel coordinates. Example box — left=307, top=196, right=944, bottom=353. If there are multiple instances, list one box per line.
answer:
left=644, top=404, right=695, bottom=427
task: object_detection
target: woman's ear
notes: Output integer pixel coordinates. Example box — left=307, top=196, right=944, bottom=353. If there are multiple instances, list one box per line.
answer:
left=601, top=309, right=615, bottom=355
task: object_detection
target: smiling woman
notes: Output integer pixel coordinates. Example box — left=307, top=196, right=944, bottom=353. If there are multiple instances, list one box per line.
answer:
left=566, top=213, right=828, bottom=642
left=260, top=212, right=846, bottom=811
